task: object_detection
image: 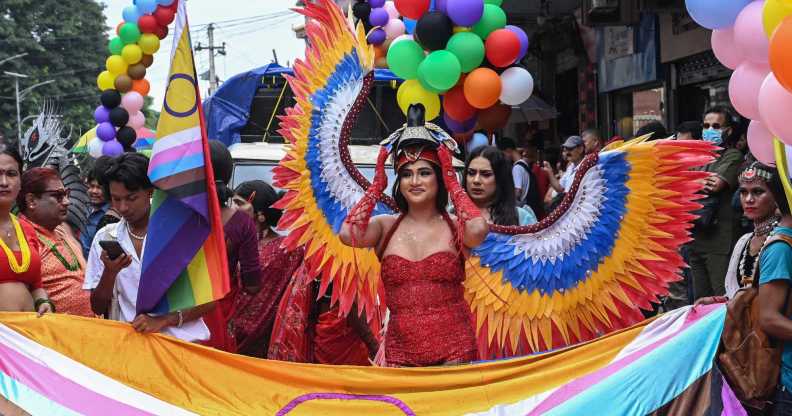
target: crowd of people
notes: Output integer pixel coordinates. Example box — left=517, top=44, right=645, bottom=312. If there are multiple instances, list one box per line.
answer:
left=3, top=101, right=792, bottom=404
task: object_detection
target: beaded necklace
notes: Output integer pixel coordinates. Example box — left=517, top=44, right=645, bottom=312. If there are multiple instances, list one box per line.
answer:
left=37, top=232, right=80, bottom=272
left=738, top=215, right=779, bottom=287
left=0, top=215, right=31, bottom=274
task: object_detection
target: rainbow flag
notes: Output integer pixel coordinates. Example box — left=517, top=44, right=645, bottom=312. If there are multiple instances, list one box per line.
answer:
left=0, top=306, right=744, bottom=414
left=138, top=0, right=229, bottom=314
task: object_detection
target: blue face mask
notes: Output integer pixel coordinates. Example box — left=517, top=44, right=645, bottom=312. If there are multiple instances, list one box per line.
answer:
left=702, top=128, right=723, bottom=145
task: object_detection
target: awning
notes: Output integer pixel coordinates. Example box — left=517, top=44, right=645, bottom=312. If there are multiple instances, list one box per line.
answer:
left=509, top=95, right=559, bottom=124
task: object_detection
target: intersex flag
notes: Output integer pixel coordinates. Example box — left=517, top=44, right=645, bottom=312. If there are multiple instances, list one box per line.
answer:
left=137, top=0, right=230, bottom=313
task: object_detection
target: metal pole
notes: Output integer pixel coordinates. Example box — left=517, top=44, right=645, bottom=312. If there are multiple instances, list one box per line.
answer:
left=207, top=23, right=217, bottom=95
left=14, top=77, right=20, bottom=141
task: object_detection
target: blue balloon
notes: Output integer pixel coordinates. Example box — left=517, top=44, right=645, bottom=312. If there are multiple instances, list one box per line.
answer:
left=404, top=18, right=417, bottom=34
left=122, top=6, right=141, bottom=23
left=466, top=132, right=489, bottom=154
left=685, top=0, right=752, bottom=29
left=137, top=0, right=158, bottom=15
left=158, top=0, right=175, bottom=5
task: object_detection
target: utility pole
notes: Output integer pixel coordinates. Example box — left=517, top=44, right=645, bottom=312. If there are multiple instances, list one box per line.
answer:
left=195, top=23, right=226, bottom=96
left=3, top=71, right=54, bottom=140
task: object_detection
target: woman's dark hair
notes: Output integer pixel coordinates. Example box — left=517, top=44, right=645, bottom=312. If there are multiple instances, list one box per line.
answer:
left=235, top=180, right=284, bottom=228
left=392, top=159, right=448, bottom=214
left=767, top=165, right=791, bottom=216
left=17, top=167, right=61, bottom=213
left=209, top=140, right=234, bottom=206
left=85, top=156, right=114, bottom=183
left=102, top=152, right=152, bottom=196
left=675, top=121, right=702, bottom=140
left=0, top=143, right=23, bottom=171
left=462, top=145, right=519, bottom=226
left=636, top=121, right=668, bottom=140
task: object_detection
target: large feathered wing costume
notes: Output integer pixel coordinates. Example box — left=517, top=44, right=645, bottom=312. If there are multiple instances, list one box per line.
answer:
left=274, top=0, right=716, bottom=354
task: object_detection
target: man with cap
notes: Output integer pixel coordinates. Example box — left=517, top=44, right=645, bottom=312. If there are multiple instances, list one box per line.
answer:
left=543, top=135, right=585, bottom=195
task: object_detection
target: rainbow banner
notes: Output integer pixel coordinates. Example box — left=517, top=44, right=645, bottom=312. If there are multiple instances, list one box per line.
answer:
left=138, top=0, right=229, bottom=314
left=0, top=306, right=744, bottom=415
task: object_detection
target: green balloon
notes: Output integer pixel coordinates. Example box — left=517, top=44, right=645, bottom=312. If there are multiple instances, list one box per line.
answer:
left=472, top=4, right=507, bottom=39
left=446, top=32, right=485, bottom=73
left=119, top=23, right=141, bottom=45
left=484, top=0, right=503, bottom=5
left=387, top=40, right=426, bottom=80
left=108, top=37, right=124, bottom=55
left=417, top=50, right=461, bottom=93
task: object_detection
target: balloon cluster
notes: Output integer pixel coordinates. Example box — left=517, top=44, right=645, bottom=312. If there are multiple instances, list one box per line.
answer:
left=91, top=0, right=178, bottom=157
left=354, top=0, right=406, bottom=58
left=369, top=0, right=532, bottom=140
left=688, top=0, right=792, bottom=165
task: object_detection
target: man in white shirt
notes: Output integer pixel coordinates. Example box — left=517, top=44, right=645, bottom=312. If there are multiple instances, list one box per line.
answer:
left=544, top=135, right=586, bottom=194
left=83, top=153, right=211, bottom=342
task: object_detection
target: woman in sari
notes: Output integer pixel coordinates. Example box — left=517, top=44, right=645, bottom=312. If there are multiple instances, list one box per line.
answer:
left=227, top=180, right=304, bottom=357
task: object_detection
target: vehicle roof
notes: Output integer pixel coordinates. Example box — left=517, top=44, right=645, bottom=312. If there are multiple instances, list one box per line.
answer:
left=229, top=142, right=463, bottom=167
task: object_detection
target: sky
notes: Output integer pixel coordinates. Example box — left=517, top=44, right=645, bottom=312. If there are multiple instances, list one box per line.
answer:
left=99, top=0, right=307, bottom=110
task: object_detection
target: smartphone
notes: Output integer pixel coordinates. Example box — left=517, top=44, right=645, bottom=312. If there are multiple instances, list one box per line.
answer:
left=99, top=240, right=126, bottom=260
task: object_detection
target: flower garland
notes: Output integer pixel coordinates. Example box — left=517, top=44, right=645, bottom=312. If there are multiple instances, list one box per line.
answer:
left=0, top=215, right=32, bottom=274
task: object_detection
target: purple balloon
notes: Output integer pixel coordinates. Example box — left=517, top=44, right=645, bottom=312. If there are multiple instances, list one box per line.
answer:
left=102, top=140, right=124, bottom=157
left=506, top=25, right=529, bottom=60
left=447, top=0, right=484, bottom=27
left=444, top=112, right=476, bottom=134
left=369, top=7, right=389, bottom=27
left=369, top=0, right=386, bottom=7
left=97, top=122, right=117, bottom=142
left=94, top=105, right=110, bottom=124
left=367, top=28, right=387, bottom=45
left=436, top=0, right=448, bottom=13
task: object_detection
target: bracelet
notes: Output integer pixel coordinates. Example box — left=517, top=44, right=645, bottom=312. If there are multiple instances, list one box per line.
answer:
left=177, top=310, right=184, bottom=328
left=34, top=298, right=55, bottom=313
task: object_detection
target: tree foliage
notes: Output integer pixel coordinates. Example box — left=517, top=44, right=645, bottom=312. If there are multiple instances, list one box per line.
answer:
left=0, top=0, right=108, bottom=141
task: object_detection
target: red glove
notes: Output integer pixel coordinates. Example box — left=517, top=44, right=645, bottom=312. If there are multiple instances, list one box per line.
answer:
left=437, top=146, right=482, bottom=242
left=345, top=146, right=390, bottom=242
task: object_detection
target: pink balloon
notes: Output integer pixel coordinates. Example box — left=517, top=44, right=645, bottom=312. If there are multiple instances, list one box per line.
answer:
left=729, top=61, right=769, bottom=120
left=127, top=111, right=146, bottom=130
left=121, top=91, right=145, bottom=113
left=383, top=18, right=406, bottom=39
left=384, top=1, right=399, bottom=19
left=711, top=28, right=744, bottom=70
left=759, top=73, right=792, bottom=146
left=734, top=1, right=769, bottom=64
left=747, top=120, right=776, bottom=165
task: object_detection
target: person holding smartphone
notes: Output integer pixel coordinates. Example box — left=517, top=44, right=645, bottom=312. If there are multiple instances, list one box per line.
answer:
left=83, top=153, right=212, bottom=342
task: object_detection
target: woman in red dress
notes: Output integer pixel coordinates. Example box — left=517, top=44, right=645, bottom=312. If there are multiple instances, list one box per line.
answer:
left=227, top=180, right=304, bottom=357
left=339, top=104, right=489, bottom=367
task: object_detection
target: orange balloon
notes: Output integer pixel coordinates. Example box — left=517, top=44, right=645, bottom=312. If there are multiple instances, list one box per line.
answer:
left=374, top=45, right=387, bottom=60
left=131, top=78, right=150, bottom=96
left=463, top=68, right=502, bottom=109
left=770, top=15, right=792, bottom=94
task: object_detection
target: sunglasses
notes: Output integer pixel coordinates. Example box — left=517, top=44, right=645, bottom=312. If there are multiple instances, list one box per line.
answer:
left=40, top=189, right=70, bottom=201
left=702, top=123, right=722, bottom=129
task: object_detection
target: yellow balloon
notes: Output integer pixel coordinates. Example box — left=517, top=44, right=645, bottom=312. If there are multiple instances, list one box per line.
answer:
left=397, top=79, right=441, bottom=121
left=764, top=0, right=792, bottom=38
left=453, top=26, right=472, bottom=33
left=106, top=55, right=128, bottom=76
left=97, top=71, right=116, bottom=91
left=121, top=44, right=143, bottom=65
left=138, top=34, right=160, bottom=55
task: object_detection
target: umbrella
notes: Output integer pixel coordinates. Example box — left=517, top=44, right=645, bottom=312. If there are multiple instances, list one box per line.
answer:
left=508, top=96, right=559, bottom=124
left=71, top=127, right=96, bottom=154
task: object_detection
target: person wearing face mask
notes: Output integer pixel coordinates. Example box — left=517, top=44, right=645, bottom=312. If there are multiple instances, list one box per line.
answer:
left=688, top=106, right=744, bottom=300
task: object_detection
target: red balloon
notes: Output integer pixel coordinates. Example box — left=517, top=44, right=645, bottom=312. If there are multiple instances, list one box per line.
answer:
left=167, top=0, right=179, bottom=12
left=155, top=24, right=169, bottom=40
left=154, top=7, right=176, bottom=26
left=477, top=103, right=512, bottom=132
left=138, top=15, right=158, bottom=34
left=485, top=29, right=521, bottom=68
left=395, top=0, right=431, bottom=20
left=444, top=84, right=477, bottom=122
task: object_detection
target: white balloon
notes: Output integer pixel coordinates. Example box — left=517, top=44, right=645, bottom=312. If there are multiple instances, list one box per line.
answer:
left=499, top=67, right=534, bottom=106
left=383, top=18, right=406, bottom=40
left=88, top=138, right=104, bottom=158
left=384, top=1, right=399, bottom=19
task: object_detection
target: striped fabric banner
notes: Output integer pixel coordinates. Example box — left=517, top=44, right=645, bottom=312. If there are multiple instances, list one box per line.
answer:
left=138, top=0, right=229, bottom=314
left=0, top=307, right=744, bottom=415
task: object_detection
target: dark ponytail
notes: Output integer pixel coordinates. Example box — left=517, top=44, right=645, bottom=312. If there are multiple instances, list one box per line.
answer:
left=209, top=140, right=234, bottom=207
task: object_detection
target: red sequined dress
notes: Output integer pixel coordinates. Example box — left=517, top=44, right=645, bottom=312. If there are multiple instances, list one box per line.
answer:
left=379, top=214, right=478, bottom=367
